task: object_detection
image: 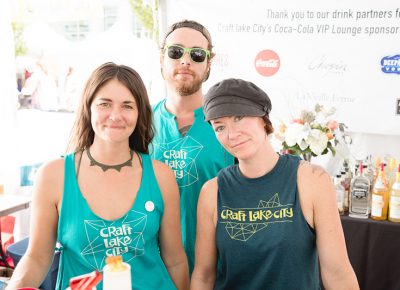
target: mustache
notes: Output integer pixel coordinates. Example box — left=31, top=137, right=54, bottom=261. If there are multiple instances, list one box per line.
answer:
left=174, top=69, right=195, bottom=76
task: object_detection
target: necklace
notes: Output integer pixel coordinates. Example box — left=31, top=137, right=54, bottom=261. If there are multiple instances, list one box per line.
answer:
left=87, top=148, right=133, bottom=172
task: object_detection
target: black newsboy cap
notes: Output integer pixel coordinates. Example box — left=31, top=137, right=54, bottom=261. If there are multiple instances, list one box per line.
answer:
left=203, top=78, right=272, bottom=121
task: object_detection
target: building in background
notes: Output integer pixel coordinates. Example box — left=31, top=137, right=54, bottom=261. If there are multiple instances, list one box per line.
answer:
left=12, top=0, right=162, bottom=112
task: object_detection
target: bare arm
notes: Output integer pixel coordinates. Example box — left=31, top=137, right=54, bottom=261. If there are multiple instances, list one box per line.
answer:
left=190, top=178, right=218, bottom=290
left=6, top=159, right=63, bottom=290
left=153, top=160, right=189, bottom=290
left=297, top=162, right=359, bottom=290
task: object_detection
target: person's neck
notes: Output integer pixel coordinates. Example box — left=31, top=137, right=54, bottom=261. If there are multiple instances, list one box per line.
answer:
left=89, top=141, right=131, bottom=164
left=165, top=89, right=203, bottom=117
left=238, top=145, right=280, bottom=179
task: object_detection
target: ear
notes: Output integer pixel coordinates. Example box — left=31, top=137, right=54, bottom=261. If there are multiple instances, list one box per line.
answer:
left=160, top=53, right=165, bottom=79
left=204, top=61, right=212, bottom=82
left=159, top=52, right=164, bottom=66
left=160, top=67, right=165, bottom=80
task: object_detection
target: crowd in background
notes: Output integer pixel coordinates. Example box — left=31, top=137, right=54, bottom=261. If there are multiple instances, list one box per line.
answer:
left=16, top=57, right=79, bottom=112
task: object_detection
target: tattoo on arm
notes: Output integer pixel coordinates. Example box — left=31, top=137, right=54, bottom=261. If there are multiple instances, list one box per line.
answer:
left=299, top=160, right=329, bottom=178
left=311, top=164, right=329, bottom=178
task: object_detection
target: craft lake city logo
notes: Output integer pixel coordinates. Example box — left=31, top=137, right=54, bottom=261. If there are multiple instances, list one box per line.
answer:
left=254, top=49, right=280, bottom=77
left=381, top=54, right=400, bottom=74
left=153, top=136, right=203, bottom=188
left=220, top=193, right=293, bottom=242
left=81, top=209, right=147, bottom=270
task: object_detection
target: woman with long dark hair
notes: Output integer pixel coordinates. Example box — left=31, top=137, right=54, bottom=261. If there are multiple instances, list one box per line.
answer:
left=8, top=62, right=189, bottom=290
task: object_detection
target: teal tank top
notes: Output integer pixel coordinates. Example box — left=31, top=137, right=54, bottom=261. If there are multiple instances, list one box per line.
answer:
left=56, top=153, right=176, bottom=290
left=215, top=154, right=320, bottom=290
left=151, top=100, right=234, bottom=273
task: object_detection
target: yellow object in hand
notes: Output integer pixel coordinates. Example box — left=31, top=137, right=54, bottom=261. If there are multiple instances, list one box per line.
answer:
left=106, top=255, right=128, bottom=272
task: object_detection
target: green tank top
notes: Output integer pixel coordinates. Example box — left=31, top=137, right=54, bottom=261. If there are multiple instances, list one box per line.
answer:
left=215, top=154, right=320, bottom=290
left=56, top=153, right=176, bottom=290
left=151, top=100, right=234, bottom=273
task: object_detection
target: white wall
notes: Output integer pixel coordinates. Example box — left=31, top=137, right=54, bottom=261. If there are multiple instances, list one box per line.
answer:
left=160, top=0, right=400, bottom=165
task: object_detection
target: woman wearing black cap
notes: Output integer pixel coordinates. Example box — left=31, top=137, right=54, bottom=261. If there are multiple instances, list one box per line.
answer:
left=191, top=79, right=358, bottom=290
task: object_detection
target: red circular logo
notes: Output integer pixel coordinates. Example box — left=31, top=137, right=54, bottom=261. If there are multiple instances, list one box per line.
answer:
left=254, top=50, right=280, bottom=77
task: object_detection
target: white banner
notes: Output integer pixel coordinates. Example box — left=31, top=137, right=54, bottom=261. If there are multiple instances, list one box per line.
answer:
left=163, top=0, right=400, bottom=135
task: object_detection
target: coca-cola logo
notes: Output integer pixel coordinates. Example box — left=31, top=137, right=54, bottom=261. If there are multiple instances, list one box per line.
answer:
left=254, top=49, right=280, bottom=77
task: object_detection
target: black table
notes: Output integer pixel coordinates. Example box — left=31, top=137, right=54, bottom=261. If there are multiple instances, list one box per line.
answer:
left=340, top=215, right=400, bottom=290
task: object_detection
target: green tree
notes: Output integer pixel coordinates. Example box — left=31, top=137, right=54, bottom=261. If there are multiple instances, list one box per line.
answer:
left=129, top=0, right=159, bottom=42
left=12, top=22, right=28, bottom=56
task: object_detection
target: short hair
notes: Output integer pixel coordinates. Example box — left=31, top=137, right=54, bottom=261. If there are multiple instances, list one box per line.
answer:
left=67, top=62, right=154, bottom=154
left=161, top=19, right=213, bottom=54
left=160, top=19, right=214, bottom=81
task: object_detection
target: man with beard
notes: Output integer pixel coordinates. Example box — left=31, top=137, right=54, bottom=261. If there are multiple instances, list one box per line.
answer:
left=151, top=20, right=234, bottom=275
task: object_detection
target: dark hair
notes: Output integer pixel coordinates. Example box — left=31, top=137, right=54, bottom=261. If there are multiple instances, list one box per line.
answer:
left=161, top=19, right=213, bottom=53
left=161, top=19, right=214, bottom=81
left=262, top=115, right=274, bottom=135
left=67, top=62, right=154, bottom=154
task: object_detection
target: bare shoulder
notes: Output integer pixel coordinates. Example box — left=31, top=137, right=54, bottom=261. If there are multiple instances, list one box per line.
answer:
left=198, top=177, right=218, bottom=224
left=33, top=158, right=65, bottom=204
left=152, top=159, right=176, bottom=182
left=297, top=160, right=335, bottom=227
left=36, top=158, right=65, bottom=184
left=297, top=160, right=336, bottom=208
left=198, top=178, right=218, bottom=208
left=297, top=160, right=331, bottom=187
left=201, top=177, right=218, bottom=198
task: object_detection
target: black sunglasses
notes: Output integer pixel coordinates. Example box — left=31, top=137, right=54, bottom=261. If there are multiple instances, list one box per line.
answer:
left=164, top=45, right=211, bottom=63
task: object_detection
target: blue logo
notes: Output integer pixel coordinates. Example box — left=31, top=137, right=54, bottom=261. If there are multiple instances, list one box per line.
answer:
left=381, top=55, right=400, bottom=74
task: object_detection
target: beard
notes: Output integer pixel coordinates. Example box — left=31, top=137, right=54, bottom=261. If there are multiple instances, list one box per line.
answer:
left=176, top=78, right=203, bottom=96
left=166, top=68, right=208, bottom=96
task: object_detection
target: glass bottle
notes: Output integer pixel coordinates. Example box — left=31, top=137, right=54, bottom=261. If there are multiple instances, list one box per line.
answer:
left=334, top=174, right=345, bottom=215
left=387, top=158, right=397, bottom=188
left=0, top=171, right=4, bottom=195
left=341, top=161, right=352, bottom=213
left=349, top=162, right=370, bottom=219
left=373, top=155, right=381, bottom=183
left=0, top=177, right=4, bottom=195
left=371, top=163, right=390, bottom=221
left=389, top=163, right=400, bottom=223
left=363, top=164, right=374, bottom=215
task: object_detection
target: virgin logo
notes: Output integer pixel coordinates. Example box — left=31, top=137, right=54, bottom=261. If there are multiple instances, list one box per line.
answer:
left=254, top=50, right=280, bottom=77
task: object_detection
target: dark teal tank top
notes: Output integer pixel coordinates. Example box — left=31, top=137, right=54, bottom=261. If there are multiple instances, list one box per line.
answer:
left=56, top=153, right=176, bottom=290
left=215, top=154, right=320, bottom=290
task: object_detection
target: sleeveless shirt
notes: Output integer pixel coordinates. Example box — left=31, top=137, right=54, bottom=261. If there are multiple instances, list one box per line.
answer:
left=151, top=99, right=234, bottom=273
left=56, top=153, right=176, bottom=290
left=215, top=154, right=320, bottom=290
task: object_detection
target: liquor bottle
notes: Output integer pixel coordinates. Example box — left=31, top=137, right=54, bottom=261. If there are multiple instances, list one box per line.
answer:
left=387, top=158, right=397, bottom=188
left=349, top=162, right=370, bottom=219
left=389, top=163, right=400, bottom=223
left=0, top=173, right=4, bottom=195
left=373, top=155, right=381, bottom=183
left=334, top=174, right=345, bottom=215
left=362, top=163, right=374, bottom=215
left=371, top=163, right=390, bottom=221
left=341, top=160, right=352, bottom=213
